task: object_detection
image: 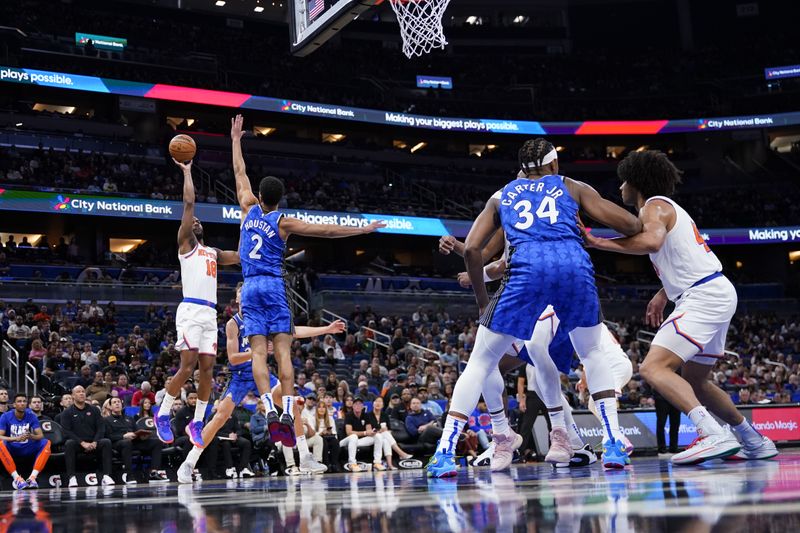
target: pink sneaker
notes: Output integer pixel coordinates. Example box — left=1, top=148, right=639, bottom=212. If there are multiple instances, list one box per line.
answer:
left=491, top=431, right=517, bottom=471
left=545, top=428, right=574, bottom=465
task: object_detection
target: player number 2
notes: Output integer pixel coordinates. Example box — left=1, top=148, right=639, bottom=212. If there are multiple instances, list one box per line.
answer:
left=513, top=197, right=560, bottom=230
left=205, top=259, right=217, bottom=277
left=249, top=234, right=263, bottom=260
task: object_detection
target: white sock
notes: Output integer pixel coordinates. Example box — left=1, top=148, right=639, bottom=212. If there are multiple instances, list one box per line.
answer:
left=297, top=435, right=310, bottom=455
left=11, top=470, right=19, bottom=479
left=261, top=392, right=275, bottom=413
left=194, top=400, right=208, bottom=423
left=30, top=469, right=39, bottom=479
left=688, top=406, right=723, bottom=437
left=595, top=397, right=624, bottom=442
left=185, top=446, right=203, bottom=469
left=489, top=408, right=510, bottom=437
left=562, top=397, right=585, bottom=448
left=282, top=395, right=294, bottom=416
left=439, top=415, right=466, bottom=454
left=548, top=408, right=566, bottom=430
left=160, top=393, right=175, bottom=417
left=731, top=419, right=762, bottom=446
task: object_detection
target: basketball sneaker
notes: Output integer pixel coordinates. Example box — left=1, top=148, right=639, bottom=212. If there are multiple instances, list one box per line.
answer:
left=726, top=434, right=778, bottom=461
left=554, top=444, right=598, bottom=468
left=427, top=450, right=457, bottom=478
left=545, top=428, right=574, bottom=465
left=155, top=414, right=173, bottom=444
left=177, top=462, right=194, bottom=484
left=12, top=477, right=28, bottom=490
left=473, top=442, right=494, bottom=467
left=268, top=411, right=296, bottom=447
left=186, top=421, right=205, bottom=448
left=300, top=453, right=328, bottom=474
left=491, top=430, right=522, bottom=471
left=672, top=431, right=740, bottom=465
left=24, top=477, right=38, bottom=489
left=602, top=438, right=629, bottom=469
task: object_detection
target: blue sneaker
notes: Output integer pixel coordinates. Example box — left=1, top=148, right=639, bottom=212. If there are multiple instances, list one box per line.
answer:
left=186, top=421, right=205, bottom=448
left=12, top=477, right=28, bottom=490
left=426, top=450, right=458, bottom=478
left=25, top=478, right=38, bottom=489
left=155, top=415, right=174, bottom=444
left=602, top=438, right=629, bottom=469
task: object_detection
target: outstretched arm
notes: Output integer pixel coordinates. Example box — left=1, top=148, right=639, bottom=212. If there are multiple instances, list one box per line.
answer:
left=214, top=248, right=240, bottom=266
left=439, top=229, right=505, bottom=261
left=464, top=198, right=502, bottom=311
left=176, top=159, right=197, bottom=255
left=584, top=200, right=672, bottom=255
left=231, top=114, right=258, bottom=213
left=295, top=320, right=346, bottom=339
left=567, top=178, right=642, bottom=237
left=279, top=216, right=386, bottom=240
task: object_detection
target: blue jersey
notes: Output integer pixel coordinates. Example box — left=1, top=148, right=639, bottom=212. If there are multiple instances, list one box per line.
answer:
left=239, top=205, right=286, bottom=278
left=229, top=313, right=253, bottom=381
left=498, top=175, right=583, bottom=246
left=482, top=175, right=600, bottom=339
left=0, top=409, right=40, bottom=445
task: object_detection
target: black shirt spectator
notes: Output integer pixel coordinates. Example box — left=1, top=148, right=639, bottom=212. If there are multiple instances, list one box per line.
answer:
left=104, top=398, right=165, bottom=482
left=60, top=386, right=113, bottom=485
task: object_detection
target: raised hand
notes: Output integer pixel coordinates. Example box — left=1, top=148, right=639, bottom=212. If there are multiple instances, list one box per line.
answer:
left=231, top=114, right=245, bottom=141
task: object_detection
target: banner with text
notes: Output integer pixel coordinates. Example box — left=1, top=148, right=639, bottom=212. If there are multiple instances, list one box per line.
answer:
left=1, top=188, right=799, bottom=243
left=2, top=65, right=800, bottom=135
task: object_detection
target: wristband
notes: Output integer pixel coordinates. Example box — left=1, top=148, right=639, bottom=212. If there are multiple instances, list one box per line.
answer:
left=483, top=268, right=492, bottom=283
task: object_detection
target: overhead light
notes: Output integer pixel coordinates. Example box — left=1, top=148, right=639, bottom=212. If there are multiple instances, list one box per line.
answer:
left=556, top=146, right=565, bottom=152
left=513, top=15, right=529, bottom=24
left=322, top=132, right=346, bottom=143
left=635, top=145, right=648, bottom=152
left=254, top=6, right=264, bottom=11
left=254, top=126, right=276, bottom=136
left=393, top=140, right=408, bottom=150
left=410, top=141, right=427, bottom=153
left=15, top=122, right=22, bottom=127
left=33, top=103, right=76, bottom=114
left=110, top=238, right=147, bottom=254
left=215, top=1, right=226, bottom=6
left=466, top=16, right=480, bottom=25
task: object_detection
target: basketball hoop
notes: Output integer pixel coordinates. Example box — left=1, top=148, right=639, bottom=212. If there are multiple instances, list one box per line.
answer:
left=388, top=0, right=452, bottom=58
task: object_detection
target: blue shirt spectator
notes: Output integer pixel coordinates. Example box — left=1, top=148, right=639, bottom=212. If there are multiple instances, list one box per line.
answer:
left=405, top=400, right=438, bottom=437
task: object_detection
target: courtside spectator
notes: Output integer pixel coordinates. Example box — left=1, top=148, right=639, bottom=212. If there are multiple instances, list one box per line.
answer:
left=341, top=397, right=383, bottom=472
left=370, top=396, right=412, bottom=469
left=61, top=386, right=114, bottom=487
left=0, top=394, right=51, bottom=489
left=418, top=386, right=443, bottom=417
left=104, top=398, right=168, bottom=484
left=405, top=398, right=442, bottom=447
left=309, top=401, right=340, bottom=472
left=29, top=396, right=47, bottom=420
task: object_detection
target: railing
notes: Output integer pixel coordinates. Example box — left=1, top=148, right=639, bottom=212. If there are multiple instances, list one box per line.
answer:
left=320, top=309, right=349, bottom=330
left=444, top=197, right=474, bottom=219
left=359, top=325, right=392, bottom=350
left=288, top=287, right=309, bottom=317
left=1, top=341, right=35, bottom=395
left=404, top=341, right=441, bottom=363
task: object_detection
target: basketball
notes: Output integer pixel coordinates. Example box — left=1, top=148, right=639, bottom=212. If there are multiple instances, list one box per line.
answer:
left=169, top=134, right=196, bottom=162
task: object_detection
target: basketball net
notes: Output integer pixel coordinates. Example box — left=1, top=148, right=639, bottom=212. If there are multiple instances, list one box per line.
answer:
left=389, top=0, right=452, bottom=58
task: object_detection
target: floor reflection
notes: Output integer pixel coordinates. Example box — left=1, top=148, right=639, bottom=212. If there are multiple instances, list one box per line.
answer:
left=2, top=451, right=800, bottom=532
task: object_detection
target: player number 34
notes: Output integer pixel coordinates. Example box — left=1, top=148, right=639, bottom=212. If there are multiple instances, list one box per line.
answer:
left=513, top=196, right=560, bottom=229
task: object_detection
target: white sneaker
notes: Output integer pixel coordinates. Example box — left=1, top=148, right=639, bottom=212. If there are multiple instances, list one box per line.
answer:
left=177, top=462, right=194, bottom=484
left=68, top=476, right=78, bottom=488
left=545, top=428, right=574, bottom=464
left=239, top=467, right=256, bottom=478
left=101, top=475, right=115, bottom=486
left=672, top=432, right=741, bottom=465
left=490, top=431, right=519, bottom=471
left=300, top=453, right=328, bottom=474
left=472, top=442, right=495, bottom=467
left=225, top=467, right=238, bottom=479
left=122, top=473, right=137, bottom=485
left=728, top=435, right=779, bottom=461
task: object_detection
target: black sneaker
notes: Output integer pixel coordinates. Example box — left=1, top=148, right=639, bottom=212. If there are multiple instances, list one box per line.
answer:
left=149, top=470, right=169, bottom=483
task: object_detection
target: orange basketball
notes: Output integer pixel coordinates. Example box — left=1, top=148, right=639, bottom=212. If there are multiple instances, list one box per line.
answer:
left=169, top=134, right=196, bottom=162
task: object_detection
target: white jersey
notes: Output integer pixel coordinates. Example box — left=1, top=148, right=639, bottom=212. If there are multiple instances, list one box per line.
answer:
left=645, top=196, right=722, bottom=301
left=178, top=242, right=218, bottom=304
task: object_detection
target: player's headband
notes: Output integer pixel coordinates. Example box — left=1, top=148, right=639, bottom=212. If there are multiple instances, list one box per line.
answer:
left=523, top=147, right=558, bottom=171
